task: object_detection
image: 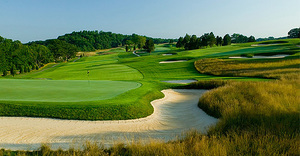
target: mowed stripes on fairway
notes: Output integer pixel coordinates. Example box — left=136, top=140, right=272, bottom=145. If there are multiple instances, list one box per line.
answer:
left=17, top=54, right=143, bottom=81
left=0, top=79, right=141, bottom=102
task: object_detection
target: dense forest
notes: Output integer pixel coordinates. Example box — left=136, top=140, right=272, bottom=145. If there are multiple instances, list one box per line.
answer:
left=1, top=28, right=298, bottom=76
left=0, top=31, right=174, bottom=76
left=0, top=36, right=53, bottom=76
left=176, top=32, right=256, bottom=50
left=28, top=31, right=174, bottom=52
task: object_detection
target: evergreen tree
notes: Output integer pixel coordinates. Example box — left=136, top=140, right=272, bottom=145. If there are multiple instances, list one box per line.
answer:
left=200, top=33, right=209, bottom=47
left=223, top=34, right=231, bottom=46
left=248, top=36, right=256, bottom=42
left=176, top=37, right=184, bottom=48
left=216, top=36, right=223, bottom=46
left=183, top=34, right=191, bottom=50
left=188, top=35, right=198, bottom=50
left=208, top=32, right=216, bottom=47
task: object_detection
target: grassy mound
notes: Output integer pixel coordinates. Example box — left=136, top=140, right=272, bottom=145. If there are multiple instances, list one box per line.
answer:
left=1, top=39, right=299, bottom=155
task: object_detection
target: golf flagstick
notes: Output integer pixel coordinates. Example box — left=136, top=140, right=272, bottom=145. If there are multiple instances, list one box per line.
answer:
left=87, top=70, right=90, bottom=86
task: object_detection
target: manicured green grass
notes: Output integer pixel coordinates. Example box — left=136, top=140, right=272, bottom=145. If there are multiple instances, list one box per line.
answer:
left=1, top=39, right=299, bottom=155
left=0, top=79, right=140, bottom=102
left=16, top=54, right=143, bottom=81
left=1, top=39, right=299, bottom=120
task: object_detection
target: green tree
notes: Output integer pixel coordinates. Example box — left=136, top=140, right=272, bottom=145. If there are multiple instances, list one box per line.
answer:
left=138, top=36, right=146, bottom=49
left=183, top=34, right=191, bottom=50
left=231, top=33, right=249, bottom=43
left=10, top=64, right=16, bottom=76
left=176, top=37, right=184, bottom=48
left=288, top=28, right=300, bottom=38
left=125, top=40, right=134, bottom=51
left=248, top=36, right=256, bottom=42
left=223, top=34, right=231, bottom=46
left=144, top=39, right=155, bottom=53
left=200, top=33, right=209, bottom=47
left=208, top=32, right=216, bottom=47
left=47, top=39, right=78, bottom=62
left=188, top=35, right=198, bottom=50
left=216, top=36, right=223, bottom=46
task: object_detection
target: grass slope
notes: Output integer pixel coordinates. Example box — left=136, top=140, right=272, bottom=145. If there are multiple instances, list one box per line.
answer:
left=16, top=53, right=143, bottom=81
left=1, top=39, right=299, bottom=155
left=0, top=39, right=299, bottom=120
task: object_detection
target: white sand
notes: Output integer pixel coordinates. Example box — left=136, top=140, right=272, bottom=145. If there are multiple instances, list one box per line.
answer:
left=229, top=54, right=289, bottom=59
left=159, top=60, right=187, bottom=63
left=0, top=89, right=218, bottom=151
left=163, top=80, right=197, bottom=84
left=251, top=44, right=279, bottom=46
left=162, top=54, right=173, bottom=56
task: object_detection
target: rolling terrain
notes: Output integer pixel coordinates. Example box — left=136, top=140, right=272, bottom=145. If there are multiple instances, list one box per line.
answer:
left=0, top=38, right=299, bottom=154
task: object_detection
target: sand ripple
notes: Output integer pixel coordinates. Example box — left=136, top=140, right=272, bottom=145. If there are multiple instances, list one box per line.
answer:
left=0, top=89, right=218, bottom=150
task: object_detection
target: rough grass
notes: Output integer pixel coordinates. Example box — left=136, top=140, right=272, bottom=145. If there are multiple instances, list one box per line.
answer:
left=195, top=58, right=300, bottom=80
left=1, top=39, right=300, bottom=155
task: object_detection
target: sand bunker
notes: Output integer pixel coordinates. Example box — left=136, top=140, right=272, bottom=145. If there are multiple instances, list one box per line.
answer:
left=0, top=89, right=217, bottom=151
left=162, top=54, right=173, bottom=56
left=159, top=60, right=187, bottom=63
left=163, top=80, right=197, bottom=84
left=229, top=54, right=289, bottom=59
left=251, top=44, right=279, bottom=46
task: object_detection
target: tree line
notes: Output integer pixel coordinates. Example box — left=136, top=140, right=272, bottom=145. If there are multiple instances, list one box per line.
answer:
left=1, top=31, right=171, bottom=76
left=176, top=32, right=256, bottom=50
left=29, top=31, right=174, bottom=52
left=0, top=36, right=53, bottom=76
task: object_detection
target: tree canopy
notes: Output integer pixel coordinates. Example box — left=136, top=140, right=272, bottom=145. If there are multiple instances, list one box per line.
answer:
left=288, top=28, right=300, bottom=38
left=0, top=36, right=53, bottom=76
left=144, top=39, right=155, bottom=53
left=176, top=33, right=233, bottom=50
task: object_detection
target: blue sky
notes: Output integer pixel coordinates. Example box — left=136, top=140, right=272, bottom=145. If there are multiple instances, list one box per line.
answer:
left=0, top=0, right=299, bottom=43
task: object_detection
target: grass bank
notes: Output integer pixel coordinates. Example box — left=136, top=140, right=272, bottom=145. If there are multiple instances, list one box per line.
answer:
left=1, top=39, right=299, bottom=155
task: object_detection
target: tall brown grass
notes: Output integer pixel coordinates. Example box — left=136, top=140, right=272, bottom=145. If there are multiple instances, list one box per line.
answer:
left=194, top=58, right=300, bottom=80
left=1, top=58, right=299, bottom=155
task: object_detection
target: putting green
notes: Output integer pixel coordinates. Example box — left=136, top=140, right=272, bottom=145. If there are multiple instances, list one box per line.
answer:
left=0, top=79, right=141, bottom=102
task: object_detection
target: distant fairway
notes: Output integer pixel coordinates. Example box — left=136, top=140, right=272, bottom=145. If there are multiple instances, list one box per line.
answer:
left=17, top=53, right=143, bottom=81
left=1, top=39, right=299, bottom=120
left=0, top=79, right=141, bottom=102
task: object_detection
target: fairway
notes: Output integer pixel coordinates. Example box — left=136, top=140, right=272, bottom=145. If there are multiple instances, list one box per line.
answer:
left=0, top=79, right=141, bottom=102
left=17, top=54, right=143, bottom=81
left=0, top=39, right=298, bottom=120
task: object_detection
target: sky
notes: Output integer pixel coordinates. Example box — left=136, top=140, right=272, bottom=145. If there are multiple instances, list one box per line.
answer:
left=0, top=0, right=299, bottom=43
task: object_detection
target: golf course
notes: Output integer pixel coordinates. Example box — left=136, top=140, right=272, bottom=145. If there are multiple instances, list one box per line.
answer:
left=0, top=38, right=299, bottom=154
left=1, top=40, right=290, bottom=120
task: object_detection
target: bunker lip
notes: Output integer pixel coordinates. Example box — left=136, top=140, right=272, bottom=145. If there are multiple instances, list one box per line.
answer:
left=229, top=54, right=290, bottom=59
left=0, top=89, right=218, bottom=151
left=162, top=79, right=197, bottom=84
left=251, top=43, right=279, bottom=46
left=159, top=60, right=187, bottom=63
left=162, top=53, right=174, bottom=56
